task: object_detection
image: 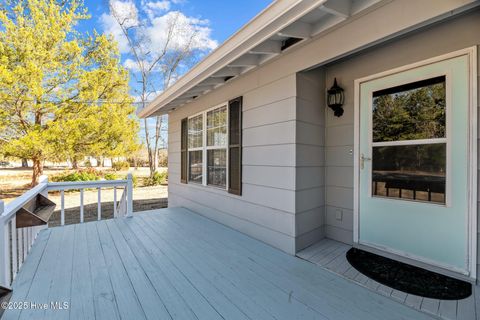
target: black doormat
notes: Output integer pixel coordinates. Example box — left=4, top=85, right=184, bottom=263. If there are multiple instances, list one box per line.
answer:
left=346, top=248, right=472, bottom=300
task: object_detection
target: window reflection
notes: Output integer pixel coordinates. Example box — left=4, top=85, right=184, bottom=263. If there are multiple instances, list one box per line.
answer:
left=372, top=144, right=446, bottom=204
left=372, top=76, right=446, bottom=143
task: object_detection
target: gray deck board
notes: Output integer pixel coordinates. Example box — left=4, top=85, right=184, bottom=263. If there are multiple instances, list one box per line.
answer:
left=69, top=223, right=95, bottom=320
left=103, top=220, right=171, bottom=320
left=95, top=222, right=147, bottom=320
left=114, top=218, right=224, bottom=320
left=19, top=226, right=65, bottom=320
left=85, top=221, right=120, bottom=320
left=134, top=215, right=324, bottom=320
left=3, top=208, right=441, bottom=320
left=44, top=224, right=75, bottom=320
left=111, top=218, right=251, bottom=320
left=159, top=208, right=435, bottom=320
left=297, top=236, right=477, bottom=320
left=114, top=218, right=198, bottom=320
left=2, top=229, right=51, bottom=320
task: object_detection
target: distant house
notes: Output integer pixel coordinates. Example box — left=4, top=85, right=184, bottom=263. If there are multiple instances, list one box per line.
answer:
left=140, top=0, right=480, bottom=282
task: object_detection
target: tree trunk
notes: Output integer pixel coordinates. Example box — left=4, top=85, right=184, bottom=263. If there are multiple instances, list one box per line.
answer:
left=96, top=157, right=102, bottom=167
left=31, top=158, right=43, bottom=186
left=21, top=158, right=29, bottom=167
left=72, top=158, right=78, bottom=169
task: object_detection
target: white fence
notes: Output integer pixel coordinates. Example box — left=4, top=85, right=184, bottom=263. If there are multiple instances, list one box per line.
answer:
left=0, top=174, right=133, bottom=289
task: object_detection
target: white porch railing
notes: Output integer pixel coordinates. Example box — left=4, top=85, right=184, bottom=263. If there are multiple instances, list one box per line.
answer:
left=0, top=174, right=133, bottom=289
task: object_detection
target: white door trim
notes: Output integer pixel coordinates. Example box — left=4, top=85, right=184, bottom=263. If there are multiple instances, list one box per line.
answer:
left=353, top=46, right=477, bottom=278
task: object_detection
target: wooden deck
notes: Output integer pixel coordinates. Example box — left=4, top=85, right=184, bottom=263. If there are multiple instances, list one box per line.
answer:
left=2, top=208, right=438, bottom=320
left=297, top=238, right=479, bottom=320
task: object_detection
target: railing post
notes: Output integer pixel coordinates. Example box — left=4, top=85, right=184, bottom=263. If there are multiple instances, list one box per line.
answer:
left=39, top=175, right=48, bottom=197
left=126, top=174, right=133, bottom=218
left=0, top=200, right=9, bottom=288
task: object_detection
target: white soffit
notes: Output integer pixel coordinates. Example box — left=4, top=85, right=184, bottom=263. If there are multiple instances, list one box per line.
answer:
left=138, top=0, right=399, bottom=117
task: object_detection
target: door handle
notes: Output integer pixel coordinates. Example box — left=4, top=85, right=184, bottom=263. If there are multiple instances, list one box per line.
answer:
left=360, top=153, right=371, bottom=170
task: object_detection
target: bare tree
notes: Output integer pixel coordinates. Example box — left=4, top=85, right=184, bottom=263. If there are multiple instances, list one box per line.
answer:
left=109, top=2, right=205, bottom=177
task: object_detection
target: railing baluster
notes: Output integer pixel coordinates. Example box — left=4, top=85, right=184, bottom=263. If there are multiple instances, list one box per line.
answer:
left=127, top=173, right=133, bottom=217
left=6, top=221, right=12, bottom=286
left=113, top=186, right=117, bottom=218
left=28, top=227, right=33, bottom=252
left=0, top=200, right=7, bottom=288
left=97, top=187, right=101, bottom=221
left=22, top=228, right=27, bottom=261
left=17, top=229, right=23, bottom=268
left=11, top=217, right=17, bottom=278
left=61, top=190, right=65, bottom=226
left=80, top=189, right=84, bottom=223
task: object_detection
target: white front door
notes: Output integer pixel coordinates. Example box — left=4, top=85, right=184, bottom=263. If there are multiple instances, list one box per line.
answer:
left=354, top=48, right=477, bottom=276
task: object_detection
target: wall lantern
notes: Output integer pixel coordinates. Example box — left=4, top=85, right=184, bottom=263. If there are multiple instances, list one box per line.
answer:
left=327, top=78, right=345, bottom=117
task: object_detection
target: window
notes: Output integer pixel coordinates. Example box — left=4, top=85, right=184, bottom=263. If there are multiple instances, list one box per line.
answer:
left=207, top=106, right=227, bottom=187
left=181, top=97, right=242, bottom=195
left=188, top=105, right=228, bottom=188
left=371, top=76, right=446, bottom=204
left=188, top=114, right=203, bottom=183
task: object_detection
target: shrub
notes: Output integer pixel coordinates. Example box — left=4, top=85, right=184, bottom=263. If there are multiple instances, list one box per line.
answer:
left=51, top=168, right=101, bottom=182
left=158, top=150, right=168, bottom=167
left=112, top=160, right=130, bottom=171
left=145, top=171, right=167, bottom=186
left=103, top=172, right=118, bottom=180
left=51, top=168, right=121, bottom=182
left=126, top=174, right=138, bottom=187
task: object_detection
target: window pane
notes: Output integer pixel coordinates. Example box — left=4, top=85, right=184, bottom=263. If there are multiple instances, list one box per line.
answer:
left=189, top=150, right=203, bottom=183
left=372, top=144, right=446, bottom=204
left=207, top=149, right=226, bottom=188
left=188, top=114, right=203, bottom=148
left=372, top=76, right=446, bottom=142
left=207, top=106, right=227, bottom=146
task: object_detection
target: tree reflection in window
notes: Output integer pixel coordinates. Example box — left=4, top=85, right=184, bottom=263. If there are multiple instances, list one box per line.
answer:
left=372, top=76, right=446, bottom=142
left=371, top=76, right=447, bottom=204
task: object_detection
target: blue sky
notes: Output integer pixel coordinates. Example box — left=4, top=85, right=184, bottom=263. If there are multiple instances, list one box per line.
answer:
left=79, top=0, right=272, bottom=51
left=74, top=0, right=271, bottom=145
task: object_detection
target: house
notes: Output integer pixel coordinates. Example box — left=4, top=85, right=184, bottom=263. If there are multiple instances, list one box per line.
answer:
left=139, top=0, right=480, bottom=284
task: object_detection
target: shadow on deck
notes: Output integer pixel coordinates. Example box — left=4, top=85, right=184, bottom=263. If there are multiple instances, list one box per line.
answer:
left=2, top=208, right=437, bottom=320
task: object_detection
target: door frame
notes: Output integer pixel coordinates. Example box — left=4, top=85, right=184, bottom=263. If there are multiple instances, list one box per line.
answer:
left=353, top=46, right=478, bottom=278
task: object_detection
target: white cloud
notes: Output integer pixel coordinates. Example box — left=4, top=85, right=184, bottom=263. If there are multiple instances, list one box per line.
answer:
left=144, top=1, right=171, bottom=19
left=147, top=11, right=217, bottom=53
left=123, top=58, right=140, bottom=72
left=100, top=0, right=139, bottom=53
left=101, top=0, right=218, bottom=67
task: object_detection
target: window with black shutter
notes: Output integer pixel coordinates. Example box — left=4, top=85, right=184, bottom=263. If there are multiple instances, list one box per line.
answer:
left=180, top=117, right=188, bottom=184
left=228, top=97, right=242, bottom=195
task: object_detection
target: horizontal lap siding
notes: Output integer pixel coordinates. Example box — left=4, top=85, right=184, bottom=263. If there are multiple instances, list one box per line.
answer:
left=168, top=74, right=299, bottom=254
left=295, top=72, right=326, bottom=251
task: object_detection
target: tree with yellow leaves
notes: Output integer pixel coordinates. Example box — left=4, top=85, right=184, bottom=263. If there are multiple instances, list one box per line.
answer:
left=0, top=0, right=139, bottom=185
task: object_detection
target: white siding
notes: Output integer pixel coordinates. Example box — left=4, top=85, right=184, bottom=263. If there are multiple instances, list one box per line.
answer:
left=168, top=74, right=299, bottom=254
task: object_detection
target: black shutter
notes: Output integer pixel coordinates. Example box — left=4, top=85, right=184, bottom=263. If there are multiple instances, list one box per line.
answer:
left=228, top=97, right=242, bottom=195
left=180, top=117, right=188, bottom=184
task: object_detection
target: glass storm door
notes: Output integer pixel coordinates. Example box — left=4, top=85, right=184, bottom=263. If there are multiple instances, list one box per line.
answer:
left=357, top=54, right=472, bottom=274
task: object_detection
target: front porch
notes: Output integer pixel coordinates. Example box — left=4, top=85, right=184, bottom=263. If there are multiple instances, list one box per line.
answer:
left=298, top=239, right=479, bottom=320
left=2, top=207, right=436, bottom=320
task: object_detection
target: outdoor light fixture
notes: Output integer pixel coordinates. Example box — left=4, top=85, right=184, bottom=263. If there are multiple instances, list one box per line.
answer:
left=327, top=78, right=345, bottom=117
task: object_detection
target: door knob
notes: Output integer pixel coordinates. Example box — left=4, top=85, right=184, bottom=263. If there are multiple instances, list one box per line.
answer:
left=360, top=153, right=371, bottom=169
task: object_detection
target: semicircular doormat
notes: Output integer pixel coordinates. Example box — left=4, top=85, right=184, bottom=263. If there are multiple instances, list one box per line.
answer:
left=346, top=248, right=472, bottom=300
